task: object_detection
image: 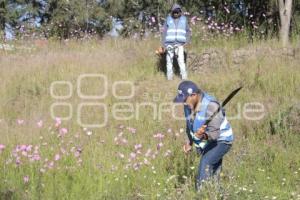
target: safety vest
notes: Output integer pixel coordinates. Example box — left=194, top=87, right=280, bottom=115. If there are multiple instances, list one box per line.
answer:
left=184, top=93, right=234, bottom=149
left=165, top=15, right=187, bottom=43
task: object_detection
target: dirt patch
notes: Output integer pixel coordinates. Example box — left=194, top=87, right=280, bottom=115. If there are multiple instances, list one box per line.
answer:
left=184, top=47, right=298, bottom=74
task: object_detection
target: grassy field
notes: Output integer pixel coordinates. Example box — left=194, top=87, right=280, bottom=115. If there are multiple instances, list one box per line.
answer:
left=0, top=38, right=300, bottom=200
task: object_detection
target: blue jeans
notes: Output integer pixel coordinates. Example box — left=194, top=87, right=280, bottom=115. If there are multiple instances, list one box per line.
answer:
left=196, top=141, right=232, bottom=187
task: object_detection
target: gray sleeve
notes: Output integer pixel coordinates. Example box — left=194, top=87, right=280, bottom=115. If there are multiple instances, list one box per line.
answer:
left=185, top=19, right=191, bottom=44
left=205, top=101, right=223, bottom=141
left=161, top=20, right=167, bottom=46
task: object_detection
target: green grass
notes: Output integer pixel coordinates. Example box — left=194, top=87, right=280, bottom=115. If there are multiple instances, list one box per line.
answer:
left=0, top=38, right=299, bottom=199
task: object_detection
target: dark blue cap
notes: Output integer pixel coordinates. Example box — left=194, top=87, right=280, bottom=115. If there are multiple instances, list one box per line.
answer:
left=173, top=81, right=201, bottom=103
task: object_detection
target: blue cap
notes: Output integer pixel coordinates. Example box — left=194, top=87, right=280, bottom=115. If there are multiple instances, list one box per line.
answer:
left=173, top=81, right=201, bottom=103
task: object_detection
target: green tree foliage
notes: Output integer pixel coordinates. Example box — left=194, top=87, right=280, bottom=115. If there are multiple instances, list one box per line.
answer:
left=0, top=0, right=24, bottom=39
left=0, top=0, right=7, bottom=37
left=0, top=0, right=299, bottom=40
left=42, top=0, right=110, bottom=39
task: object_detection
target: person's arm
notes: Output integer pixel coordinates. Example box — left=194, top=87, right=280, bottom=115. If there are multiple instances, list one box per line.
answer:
left=161, top=19, right=168, bottom=47
left=184, top=105, right=193, bottom=145
left=185, top=18, right=191, bottom=44
left=186, top=121, right=193, bottom=145
left=205, top=101, right=223, bottom=141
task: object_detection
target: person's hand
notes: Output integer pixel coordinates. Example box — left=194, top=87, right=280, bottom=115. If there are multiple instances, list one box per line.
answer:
left=195, top=125, right=207, bottom=139
left=183, top=142, right=192, bottom=154
left=155, top=46, right=165, bottom=55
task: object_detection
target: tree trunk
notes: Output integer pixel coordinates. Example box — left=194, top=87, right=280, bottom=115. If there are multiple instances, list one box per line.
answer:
left=0, top=0, right=6, bottom=41
left=278, top=0, right=293, bottom=46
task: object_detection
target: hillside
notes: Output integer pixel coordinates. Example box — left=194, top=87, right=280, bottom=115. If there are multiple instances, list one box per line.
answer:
left=0, top=38, right=299, bottom=199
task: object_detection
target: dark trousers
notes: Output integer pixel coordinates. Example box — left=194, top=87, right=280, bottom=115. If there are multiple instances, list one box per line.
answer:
left=196, top=141, right=232, bottom=188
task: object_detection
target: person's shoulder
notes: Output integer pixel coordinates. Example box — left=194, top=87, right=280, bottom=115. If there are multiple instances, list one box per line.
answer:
left=207, top=101, right=220, bottom=113
left=180, top=15, right=187, bottom=20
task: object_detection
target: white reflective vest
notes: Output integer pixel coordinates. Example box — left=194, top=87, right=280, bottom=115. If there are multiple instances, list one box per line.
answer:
left=165, top=15, right=187, bottom=43
left=184, top=93, right=234, bottom=149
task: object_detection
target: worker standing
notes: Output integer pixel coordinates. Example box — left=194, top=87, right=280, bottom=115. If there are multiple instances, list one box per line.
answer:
left=162, top=4, right=191, bottom=80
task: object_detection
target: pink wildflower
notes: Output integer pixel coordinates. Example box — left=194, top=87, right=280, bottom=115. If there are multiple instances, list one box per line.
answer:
left=17, top=119, right=24, bottom=125
left=151, top=16, right=156, bottom=23
left=54, top=154, right=60, bottom=161
left=23, top=175, right=29, bottom=183
left=26, top=145, right=32, bottom=152
left=134, top=144, right=142, bottom=151
left=121, top=138, right=128, bottom=145
left=74, top=151, right=80, bottom=158
left=153, top=133, right=165, bottom=140
left=16, top=157, right=21, bottom=165
left=37, top=120, right=43, bottom=128
left=130, top=152, right=136, bottom=160
left=48, top=161, right=54, bottom=169
left=34, top=146, right=39, bottom=152
left=33, top=154, right=41, bottom=161
left=0, top=144, right=5, bottom=152
left=20, top=145, right=27, bottom=151
left=127, top=127, right=136, bottom=134
left=157, top=142, right=163, bottom=150
left=59, top=128, right=68, bottom=136
left=55, top=117, right=61, bottom=127
left=21, top=151, right=28, bottom=156
left=133, top=163, right=140, bottom=171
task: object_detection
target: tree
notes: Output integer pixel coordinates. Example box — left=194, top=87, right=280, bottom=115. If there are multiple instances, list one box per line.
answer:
left=42, top=0, right=110, bottom=39
left=0, top=0, right=6, bottom=39
left=278, top=0, right=293, bottom=46
left=1, top=0, right=299, bottom=40
left=0, top=0, right=22, bottom=40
